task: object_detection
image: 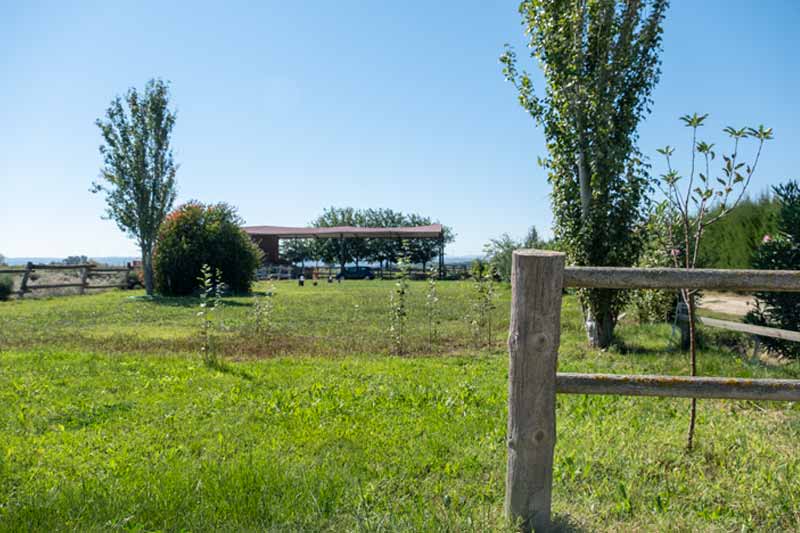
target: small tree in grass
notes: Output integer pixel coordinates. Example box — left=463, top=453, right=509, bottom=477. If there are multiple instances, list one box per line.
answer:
left=198, top=264, right=225, bottom=367
left=746, top=180, right=800, bottom=359
left=425, top=267, right=440, bottom=350
left=469, top=260, right=497, bottom=348
left=93, top=79, right=177, bottom=296
left=484, top=226, right=544, bottom=282
left=251, top=282, right=277, bottom=341
left=389, top=259, right=408, bottom=355
left=389, top=259, right=410, bottom=355
left=655, top=113, right=772, bottom=449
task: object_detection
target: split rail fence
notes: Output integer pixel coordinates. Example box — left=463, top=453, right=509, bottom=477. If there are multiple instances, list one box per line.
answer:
left=0, top=262, right=133, bottom=298
left=506, top=251, right=800, bottom=532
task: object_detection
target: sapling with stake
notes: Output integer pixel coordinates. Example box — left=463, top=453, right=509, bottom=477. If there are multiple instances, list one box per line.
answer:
left=198, top=264, right=225, bottom=367
left=389, top=258, right=410, bottom=355
left=251, top=281, right=277, bottom=341
left=655, top=113, right=772, bottom=450
left=469, top=262, right=497, bottom=348
left=425, top=267, right=440, bottom=350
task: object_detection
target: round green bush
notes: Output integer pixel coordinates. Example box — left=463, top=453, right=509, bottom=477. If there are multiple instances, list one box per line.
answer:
left=0, top=274, right=13, bottom=301
left=153, top=202, right=263, bottom=296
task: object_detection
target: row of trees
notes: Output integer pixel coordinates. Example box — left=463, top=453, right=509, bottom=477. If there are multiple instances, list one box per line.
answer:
left=281, top=207, right=454, bottom=270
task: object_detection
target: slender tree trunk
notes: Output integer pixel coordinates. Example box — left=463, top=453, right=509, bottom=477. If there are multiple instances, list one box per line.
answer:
left=141, top=244, right=154, bottom=296
left=686, top=291, right=698, bottom=450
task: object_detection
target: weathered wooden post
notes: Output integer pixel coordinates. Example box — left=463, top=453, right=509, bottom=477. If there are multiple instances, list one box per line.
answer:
left=79, top=265, right=90, bottom=295
left=18, top=262, right=33, bottom=299
left=506, top=250, right=565, bottom=532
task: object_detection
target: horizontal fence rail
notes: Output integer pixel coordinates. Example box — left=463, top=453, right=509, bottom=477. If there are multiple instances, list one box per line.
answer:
left=563, top=266, right=800, bottom=292
left=556, top=373, right=800, bottom=402
left=2, top=262, right=134, bottom=298
left=506, top=251, right=800, bottom=532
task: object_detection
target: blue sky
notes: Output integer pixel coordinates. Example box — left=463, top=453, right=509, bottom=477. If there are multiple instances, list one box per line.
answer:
left=2, top=0, right=798, bottom=258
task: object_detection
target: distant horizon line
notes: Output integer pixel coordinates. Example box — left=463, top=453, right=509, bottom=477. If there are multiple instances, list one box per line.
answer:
left=3, top=253, right=486, bottom=266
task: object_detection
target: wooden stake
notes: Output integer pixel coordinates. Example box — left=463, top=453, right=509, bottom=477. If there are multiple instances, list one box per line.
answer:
left=79, top=266, right=90, bottom=295
left=18, top=262, right=32, bottom=299
left=506, top=250, right=565, bottom=532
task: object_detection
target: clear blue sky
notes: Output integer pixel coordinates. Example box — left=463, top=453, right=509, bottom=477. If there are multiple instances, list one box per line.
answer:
left=2, top=0, right=798, bottom=258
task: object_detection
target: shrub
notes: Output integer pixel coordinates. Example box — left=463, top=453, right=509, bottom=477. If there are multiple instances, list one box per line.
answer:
left=629, top=207, right=678, bottom=324
left=153, top=201, right=262, bottom=296
left=746, top=180, right=800, bottom=358
left=0, top=275, right=13, bottom=301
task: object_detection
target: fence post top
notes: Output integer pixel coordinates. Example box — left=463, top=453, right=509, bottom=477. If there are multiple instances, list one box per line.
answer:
left=513, top=249, right=565, bottom=258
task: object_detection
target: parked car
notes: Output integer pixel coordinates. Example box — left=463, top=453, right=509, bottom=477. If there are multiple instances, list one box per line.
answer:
left=336, top=266, right=375, bottom=280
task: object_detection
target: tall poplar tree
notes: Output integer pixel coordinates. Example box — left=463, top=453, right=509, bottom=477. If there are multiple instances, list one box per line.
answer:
left=93, top=79, right=178, bottom=295
left=501, top=0, right=668, bottom=347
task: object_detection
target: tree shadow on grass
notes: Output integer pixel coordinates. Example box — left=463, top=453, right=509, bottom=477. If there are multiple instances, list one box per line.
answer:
left=129, top=295, right=252, bottom=308
left=550, top=513, right=590, bottom=532
left=610, top=340, right=680, bottom=357
left=205, top=358, right=254, bottom=381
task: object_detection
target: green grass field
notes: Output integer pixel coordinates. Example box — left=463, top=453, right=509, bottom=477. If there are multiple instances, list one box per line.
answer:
left=1, top=280, right=798, bottom=531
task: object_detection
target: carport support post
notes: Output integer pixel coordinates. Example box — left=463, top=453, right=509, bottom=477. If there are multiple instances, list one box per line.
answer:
left=438, top=235, right=445, bottom=279
left=79, top=265, right=90, bottom=295
left=18, top=262, right=33, bottom=299
left=506, top=250, right=564, bottom=532
left=338, top=234, right=345, bottom=274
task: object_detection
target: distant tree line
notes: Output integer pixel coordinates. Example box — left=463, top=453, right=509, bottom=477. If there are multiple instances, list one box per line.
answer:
left=482, top=226, right=554, bottom=282
left=696, top=193, right=779, bottom=269
left=280, top=207, right=454, bottom=270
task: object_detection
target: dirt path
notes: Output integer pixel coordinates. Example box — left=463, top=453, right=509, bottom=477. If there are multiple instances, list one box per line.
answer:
left=699, top=292, right=754, bottom=317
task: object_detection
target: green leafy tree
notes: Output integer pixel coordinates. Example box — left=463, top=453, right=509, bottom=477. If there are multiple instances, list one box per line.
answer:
left=365, top=208, right=406, bottom=268
left=484, top=234, right=520, bottom=282
left=281, top=239, right=316, bottom=267
left=0, top=253, right=6, bottom=266
left=628, top=203, right=677, bottom=323
left=308, top=207, right=453, bottom=271
left=523, top=226, right=542, bottom=249
left=62, top=256, right=90, bottom=265
left=501, top=0, right=668, bottom=348
left=655, top=113, right=772, bottom=450
left=746, top=180, right=800, bottom=359
left=93, top=79, right=178, bottom=295
left=312, top=207, right=369, bottom=269
left=696, top=193, right=778, bottom=268
left=484, top=226, right=544, bottom=282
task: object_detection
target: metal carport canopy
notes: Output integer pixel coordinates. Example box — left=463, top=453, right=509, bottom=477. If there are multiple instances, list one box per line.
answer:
left=243, top=224, right=443, bottom=239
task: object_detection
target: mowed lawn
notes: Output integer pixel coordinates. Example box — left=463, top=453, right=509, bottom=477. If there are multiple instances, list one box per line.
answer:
left=1, top=280, right=799, bottom=532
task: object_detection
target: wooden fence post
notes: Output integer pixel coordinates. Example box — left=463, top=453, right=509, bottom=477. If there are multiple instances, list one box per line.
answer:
left=79, top=265, right=90, bottom=295
left=506, top=250, right=565, bottom=532
left=18, top=262, right=33, bottom=299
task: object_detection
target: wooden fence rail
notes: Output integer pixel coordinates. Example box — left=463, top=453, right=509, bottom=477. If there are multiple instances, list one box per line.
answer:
left=2, top=263, right=133, bottom=298
left=507, top=251, right=800, bottom=532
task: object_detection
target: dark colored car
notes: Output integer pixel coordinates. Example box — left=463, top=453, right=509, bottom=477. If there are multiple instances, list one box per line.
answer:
left=336, top=267, right=375, bottom=280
